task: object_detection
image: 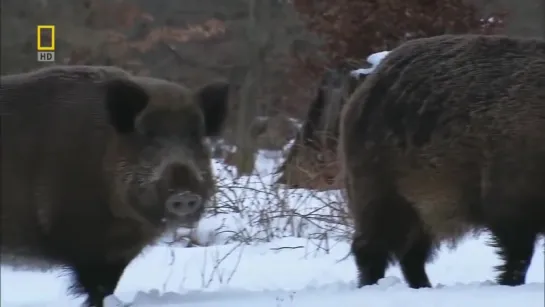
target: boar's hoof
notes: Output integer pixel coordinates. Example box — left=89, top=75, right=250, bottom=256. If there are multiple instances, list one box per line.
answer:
left=165, top=192, right=203, bottom=216
left=70, top=260, right=129, bottom=307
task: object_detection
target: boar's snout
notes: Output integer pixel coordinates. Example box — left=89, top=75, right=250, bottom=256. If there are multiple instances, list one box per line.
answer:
left=165, top=191, right=203, bottom=216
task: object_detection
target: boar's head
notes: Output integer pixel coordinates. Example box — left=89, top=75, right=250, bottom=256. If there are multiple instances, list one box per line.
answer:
left=103, top=77, right=229, bottom=229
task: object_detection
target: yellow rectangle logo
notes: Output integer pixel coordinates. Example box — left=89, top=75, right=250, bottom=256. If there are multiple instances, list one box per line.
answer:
left=37, top=25, right=55, bottom=51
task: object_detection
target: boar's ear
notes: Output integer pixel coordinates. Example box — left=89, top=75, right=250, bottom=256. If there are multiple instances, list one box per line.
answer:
left=196, top=81, right=229, bottom=137
left=104, top=78, right=149, bottom=134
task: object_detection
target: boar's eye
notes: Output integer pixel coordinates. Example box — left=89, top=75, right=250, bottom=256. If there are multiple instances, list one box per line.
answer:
left=135, top=123, right=156, bottom=140
left=189, top=125, right=205, bottom=141
left=144, top=129, right=157, bottom=139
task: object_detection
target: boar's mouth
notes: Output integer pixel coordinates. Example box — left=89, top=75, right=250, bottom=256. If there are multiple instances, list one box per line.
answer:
left=125, top=183, right=207, bottom=228
left=123, top=155, right=212, bottom=228
left=160, top=189, right=206, bottom=228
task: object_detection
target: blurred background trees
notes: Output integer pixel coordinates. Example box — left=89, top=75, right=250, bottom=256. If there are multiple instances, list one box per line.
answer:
left=2, top=0, right=543, bottom=178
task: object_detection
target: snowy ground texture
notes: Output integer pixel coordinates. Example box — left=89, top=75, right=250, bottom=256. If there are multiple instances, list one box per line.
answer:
left=2, top=149, right=544, bottom=307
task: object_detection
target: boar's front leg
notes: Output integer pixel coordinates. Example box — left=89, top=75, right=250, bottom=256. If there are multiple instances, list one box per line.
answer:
left=69, top=258, right=130, bottom=307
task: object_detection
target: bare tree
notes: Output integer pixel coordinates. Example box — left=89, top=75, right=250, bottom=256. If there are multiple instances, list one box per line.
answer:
left=232, top=0, right=275, bottom=176
left=482, top=0, right=544, bottom=38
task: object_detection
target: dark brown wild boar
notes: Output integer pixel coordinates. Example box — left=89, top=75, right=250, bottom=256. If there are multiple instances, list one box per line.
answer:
left=275, top=70, right=365, bottom=190
left=0, top=65, right=229, bottom=307
left=339, top=34, right=545, bottom=289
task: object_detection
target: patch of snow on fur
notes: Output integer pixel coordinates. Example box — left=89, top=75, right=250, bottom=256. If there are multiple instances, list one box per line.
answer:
left=350, top=50, right=390, bottom=77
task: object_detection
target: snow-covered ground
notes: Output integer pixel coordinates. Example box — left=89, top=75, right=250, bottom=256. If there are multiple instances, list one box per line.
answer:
left=1, top=149, right=544, bottom=307
left=3, top=236, right=543, bottom=307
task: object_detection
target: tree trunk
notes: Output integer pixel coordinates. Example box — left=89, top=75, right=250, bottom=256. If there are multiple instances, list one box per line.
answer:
left=232, top=0, right=275, bottom=177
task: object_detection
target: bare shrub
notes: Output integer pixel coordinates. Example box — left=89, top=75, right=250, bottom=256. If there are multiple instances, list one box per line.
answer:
left=158, top=145, right=351, bottom=288
left=170, top=145, right=352, bottom=249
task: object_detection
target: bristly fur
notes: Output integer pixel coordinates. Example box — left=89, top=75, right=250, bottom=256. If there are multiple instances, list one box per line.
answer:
left=339, top=34, right=545, bottom=289
left=1, top=65, right=230, bottom=307
left=276, top=72, right=366, bottom=190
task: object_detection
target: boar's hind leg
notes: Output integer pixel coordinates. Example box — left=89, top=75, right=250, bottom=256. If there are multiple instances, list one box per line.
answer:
left=396, top=229, right=433, bottom=288
left=483, top=164, right=539, bottom=286
left=488, top=224, right=537, bottom=286
left=69, top=258, right=130, bottom=307
left=351, top=228, right=389, bottom=287
left=349, top=181, right=433, bottom=288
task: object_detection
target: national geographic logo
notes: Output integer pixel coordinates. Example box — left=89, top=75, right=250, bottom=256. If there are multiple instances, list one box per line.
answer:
left=37, top=25, right=55, bottom=62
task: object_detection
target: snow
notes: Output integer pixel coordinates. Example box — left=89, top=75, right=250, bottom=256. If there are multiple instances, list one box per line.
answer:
left=2, top=149, right=544, bottom=307
left=350, top=50, right=391, bottom=77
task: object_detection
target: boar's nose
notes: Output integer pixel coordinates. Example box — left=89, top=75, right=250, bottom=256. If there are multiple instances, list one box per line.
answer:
left=165, top=192, right=203, bottom=216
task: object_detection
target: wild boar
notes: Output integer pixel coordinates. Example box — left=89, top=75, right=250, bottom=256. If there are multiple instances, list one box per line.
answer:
left=0, top=65, right=229, bottom=306
left=339, top=34, right=545, bottom=289
left=275, top=71, right=364, bottom=190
